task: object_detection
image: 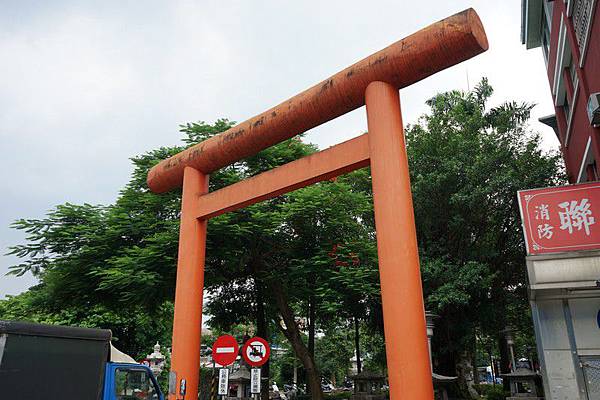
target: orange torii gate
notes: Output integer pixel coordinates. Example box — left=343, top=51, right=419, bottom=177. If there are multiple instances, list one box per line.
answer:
left=147, top=9, right=488, bottom=400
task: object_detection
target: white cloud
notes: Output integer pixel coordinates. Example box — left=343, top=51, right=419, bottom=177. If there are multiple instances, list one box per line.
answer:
left=0, top=0, right=559, bottom=297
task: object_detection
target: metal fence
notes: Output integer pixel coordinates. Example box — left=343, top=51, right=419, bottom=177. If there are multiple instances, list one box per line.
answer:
left=581, top=358, right=600, bottom=399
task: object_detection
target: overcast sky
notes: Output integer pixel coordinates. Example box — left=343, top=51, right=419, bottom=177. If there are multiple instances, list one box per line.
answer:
left=0, top=0, right=557, bottom=298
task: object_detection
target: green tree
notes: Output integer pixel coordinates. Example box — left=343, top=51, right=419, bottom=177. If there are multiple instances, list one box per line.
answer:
left=0, top=287, right=173, bottom=358
left=1, top=120, right=238, bottom=354
left=315, top=328, right=354, bottom=386
left=406, top=78, right=564, bottom=396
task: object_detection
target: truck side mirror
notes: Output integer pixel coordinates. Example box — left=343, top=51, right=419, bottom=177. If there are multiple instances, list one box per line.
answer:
left=180, top=379, right=186, bottom=396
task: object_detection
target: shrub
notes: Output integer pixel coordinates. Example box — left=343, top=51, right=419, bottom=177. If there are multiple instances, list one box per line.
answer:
left=483, top=385, right=509, bottom=400
left=324, top=392, right=352, bottom=400
left=471, top=383, right=510, bottom=400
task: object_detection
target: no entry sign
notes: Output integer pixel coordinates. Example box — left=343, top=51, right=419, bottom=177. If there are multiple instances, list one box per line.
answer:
left=212, top=335, right=239, bottom=366
left=518, top=182, right=600, bottom=255
left=242, top=337, right=270, bottom=367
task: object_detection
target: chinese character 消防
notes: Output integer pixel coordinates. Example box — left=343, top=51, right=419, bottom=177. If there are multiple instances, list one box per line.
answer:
left=534, top=204, right=550, bottom=220
left=537, top=223, right=554, bottom=239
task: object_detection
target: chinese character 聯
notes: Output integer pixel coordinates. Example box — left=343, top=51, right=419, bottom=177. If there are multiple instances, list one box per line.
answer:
left=558, top=198, right=596, bottom=235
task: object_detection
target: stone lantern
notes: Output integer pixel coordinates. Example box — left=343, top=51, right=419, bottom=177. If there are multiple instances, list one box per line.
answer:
left=425, top=311, right=458, bottom=400
left=500, top=366, right=544, bottom=399
left=425, top=312, right=438, bottom=372
left=500, top=327, right=543, bottom=399
left=349, top=370, right=386, bottom=400
left=146, top=342, right=166, bottom=377
left=228, top=365, right=252, bottom=399
left=501, top=326, right=517, bottom=372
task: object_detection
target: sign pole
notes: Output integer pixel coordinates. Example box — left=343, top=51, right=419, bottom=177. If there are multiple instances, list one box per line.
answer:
left=211, top=360, right=217, bottom=400
left=365, top=81, right=434, bottom=400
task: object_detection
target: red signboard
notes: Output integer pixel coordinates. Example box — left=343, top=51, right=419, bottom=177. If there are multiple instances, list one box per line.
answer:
left=212, top=335, right=239, bottom=366
left=242, top=337, right=270, bottom=367
left=518, top=182, right=600, bottom=255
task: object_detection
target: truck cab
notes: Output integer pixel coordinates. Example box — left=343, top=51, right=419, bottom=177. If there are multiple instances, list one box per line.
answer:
left=105, top=362, right=163, bottom=400
left=0, top=320, right=164, bottom=400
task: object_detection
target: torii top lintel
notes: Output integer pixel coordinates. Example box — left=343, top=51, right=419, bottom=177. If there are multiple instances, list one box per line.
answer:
left=147, top=8, right=488, bottom=193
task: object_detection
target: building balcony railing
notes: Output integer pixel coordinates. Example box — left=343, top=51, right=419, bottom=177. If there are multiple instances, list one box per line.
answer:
left=573, top=0, right=594, bottom=60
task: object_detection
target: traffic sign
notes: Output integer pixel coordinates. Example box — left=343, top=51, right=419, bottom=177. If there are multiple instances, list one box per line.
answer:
left=518, top=182, right=600, bottom=254
left=217, top=368, right=229, bottom=395
left=242, top=337, right=270, bottom=367
left=250, top=368, right=261, bottom=393
left=212, top=335, right=239, bottom=366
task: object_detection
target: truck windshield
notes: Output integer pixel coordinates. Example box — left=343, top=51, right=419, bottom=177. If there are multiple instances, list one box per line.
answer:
left=115, top=368, right=158, bottom=400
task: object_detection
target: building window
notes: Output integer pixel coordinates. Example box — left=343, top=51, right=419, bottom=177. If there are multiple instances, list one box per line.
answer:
left=545, top=1, right=555, bottom=19
left=553, top=15, right=572, bottom=107
left=586, top=161, right=598, bottom=181
left=569, top=55, right=578, bottom=88
left=563, top=95, right=571, bottom=121
left=560, top=48, right=579, bottom=144
left=541, top=12, right=551, bottom=61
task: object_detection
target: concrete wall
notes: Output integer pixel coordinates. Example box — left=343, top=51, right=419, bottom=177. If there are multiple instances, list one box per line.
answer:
left=535, top=300, right=580, bottom=399
left=527, top=251, right=600, bottom=399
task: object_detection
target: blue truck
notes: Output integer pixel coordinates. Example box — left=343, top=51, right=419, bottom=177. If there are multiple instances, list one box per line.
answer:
left=0, top=320, right=164, bottom=400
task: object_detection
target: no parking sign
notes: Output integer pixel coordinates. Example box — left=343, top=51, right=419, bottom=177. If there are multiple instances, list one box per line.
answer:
left=243, top=336, right=270, bottom=395
left=242, top=336, right=270, bottom=367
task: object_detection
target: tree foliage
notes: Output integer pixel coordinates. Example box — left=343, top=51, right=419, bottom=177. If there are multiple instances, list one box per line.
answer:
left=407, top=78, right=564, bottom=393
